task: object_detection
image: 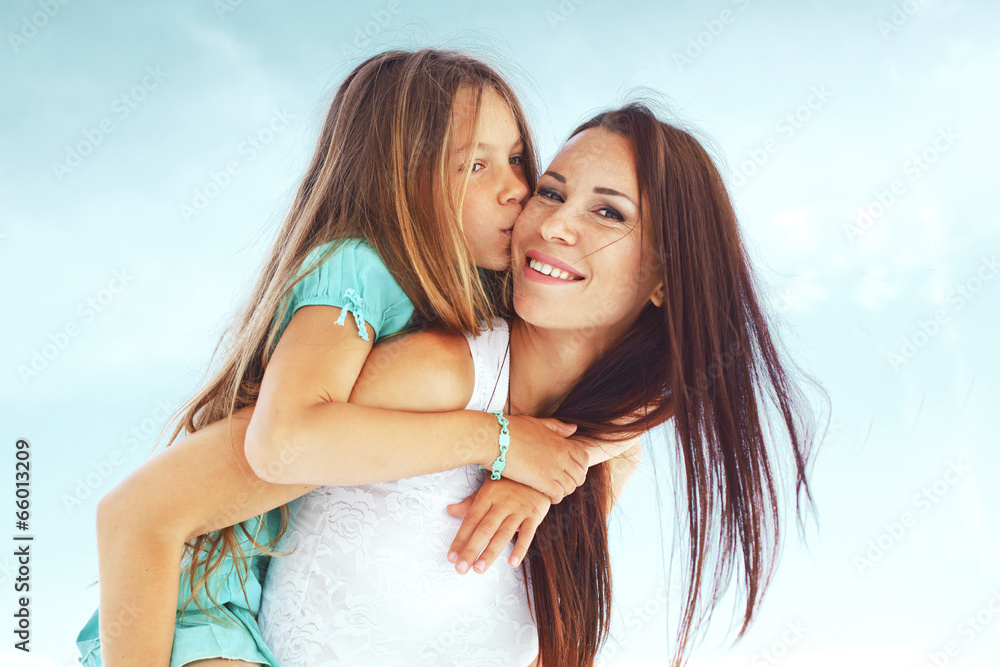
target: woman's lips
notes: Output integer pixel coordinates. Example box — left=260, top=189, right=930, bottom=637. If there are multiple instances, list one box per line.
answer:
left=522, top=256, right=584, bottom=285
left=525, top=249, right=584, bottom=278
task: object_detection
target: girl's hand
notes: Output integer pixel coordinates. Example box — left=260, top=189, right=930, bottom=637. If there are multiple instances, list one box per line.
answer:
left=489, top=415, right=588, bottom=504
left=444, top=477, right=552, bottom=575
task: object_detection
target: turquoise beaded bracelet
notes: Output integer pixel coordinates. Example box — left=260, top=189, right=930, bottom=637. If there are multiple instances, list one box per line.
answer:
left=479, top=410, right=510, bottom=480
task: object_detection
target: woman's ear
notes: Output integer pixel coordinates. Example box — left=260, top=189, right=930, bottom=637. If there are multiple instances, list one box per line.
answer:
left=650, top=282, right=664, bottom=308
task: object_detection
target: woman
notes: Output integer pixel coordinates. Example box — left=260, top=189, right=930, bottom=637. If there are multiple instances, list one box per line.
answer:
left=86, top=102, right=817, bottom=667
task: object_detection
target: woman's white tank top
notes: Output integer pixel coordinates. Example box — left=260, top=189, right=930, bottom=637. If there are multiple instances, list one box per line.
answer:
left=257, top=317, right=538, bottom=666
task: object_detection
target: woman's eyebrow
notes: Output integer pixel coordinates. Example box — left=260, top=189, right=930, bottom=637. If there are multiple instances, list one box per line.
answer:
left=543, top=170, right=636, bottom=206
left=593, top=186, right=636, bottom=206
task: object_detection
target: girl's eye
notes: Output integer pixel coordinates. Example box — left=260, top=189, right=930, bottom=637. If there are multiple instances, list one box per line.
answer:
left=509, top=155, right=523, bottom=167
left=470, top=162, right=485, bottom=173
left=535, top=187, right=563, bottom=202
left=596, top=206, right=624, bottom=222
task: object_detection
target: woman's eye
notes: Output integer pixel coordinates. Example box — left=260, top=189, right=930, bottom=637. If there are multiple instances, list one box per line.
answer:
left=535, top=187, right=563, bottom=202
left=596, top=206, right=624, bottom=222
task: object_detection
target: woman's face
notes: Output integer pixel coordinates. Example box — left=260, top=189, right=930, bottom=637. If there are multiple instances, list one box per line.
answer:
left=450, top=86, right=531, bottom=270
left=511, top=127, right=664, bottom=342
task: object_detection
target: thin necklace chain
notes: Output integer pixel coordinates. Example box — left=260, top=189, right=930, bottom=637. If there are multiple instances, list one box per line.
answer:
left=505, top=338, right=512, bottom=415
left=506, top=341, right=511, bottom=415
left=486, top=326, right=513, bottom=416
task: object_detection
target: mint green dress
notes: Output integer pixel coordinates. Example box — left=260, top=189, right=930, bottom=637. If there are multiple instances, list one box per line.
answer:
left=76, top=238, right=416, bottom=666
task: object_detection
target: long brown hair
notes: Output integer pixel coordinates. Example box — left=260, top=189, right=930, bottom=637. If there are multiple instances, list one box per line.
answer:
left=520, top=102, right=821, bottom=666
left=147, top=49, right=539, bottom=625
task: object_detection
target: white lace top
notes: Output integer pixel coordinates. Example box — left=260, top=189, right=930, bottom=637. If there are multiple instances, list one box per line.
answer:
left=258, top=318, right=539, bottom=666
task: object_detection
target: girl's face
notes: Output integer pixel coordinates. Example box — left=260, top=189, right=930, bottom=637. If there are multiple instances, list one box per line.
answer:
left=511, top=127, right=664, bottom=342
left=450, top=87, right=531, bottom=270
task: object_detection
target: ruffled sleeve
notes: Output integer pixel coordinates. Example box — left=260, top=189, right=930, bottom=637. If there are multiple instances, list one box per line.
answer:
left=272, top=238, right=415, bottom=344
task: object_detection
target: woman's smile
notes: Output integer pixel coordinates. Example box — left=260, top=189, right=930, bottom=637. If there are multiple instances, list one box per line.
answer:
left=522, top=254, right=586, bottom=285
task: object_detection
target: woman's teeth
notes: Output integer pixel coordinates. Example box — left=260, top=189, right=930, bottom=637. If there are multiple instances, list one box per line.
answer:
left=528, top=258, right=580, bottom=281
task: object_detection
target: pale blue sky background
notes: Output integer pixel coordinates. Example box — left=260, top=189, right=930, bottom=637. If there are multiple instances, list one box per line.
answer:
left=1, top=1, right=997, bottom=665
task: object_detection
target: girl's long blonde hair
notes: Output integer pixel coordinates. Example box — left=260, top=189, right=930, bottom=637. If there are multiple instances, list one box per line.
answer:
left=152, top=49, right=537, bottom=625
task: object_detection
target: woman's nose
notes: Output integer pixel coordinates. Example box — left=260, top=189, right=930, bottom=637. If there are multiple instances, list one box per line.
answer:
left=538, top=205, right=577, bottom=245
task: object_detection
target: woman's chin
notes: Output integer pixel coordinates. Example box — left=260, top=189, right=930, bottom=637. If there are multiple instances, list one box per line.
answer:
left=512, top=296, right=574, bottom=331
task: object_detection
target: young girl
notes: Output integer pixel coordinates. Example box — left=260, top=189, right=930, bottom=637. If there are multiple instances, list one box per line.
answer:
left=76, top=49, right=600, bottom=666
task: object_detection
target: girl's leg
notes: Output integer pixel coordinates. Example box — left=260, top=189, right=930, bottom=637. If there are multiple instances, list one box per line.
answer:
left=187, top=661, right=265, bottom=666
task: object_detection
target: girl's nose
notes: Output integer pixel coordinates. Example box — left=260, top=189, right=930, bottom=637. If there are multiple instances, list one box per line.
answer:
left=501, top=167, right=530, bottom=206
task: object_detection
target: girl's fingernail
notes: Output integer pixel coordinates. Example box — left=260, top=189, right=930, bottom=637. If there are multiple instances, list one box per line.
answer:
left=509, top=556, right=519, bottom=567
left=447, top=552, right=458, bottom=563
left=474, top=560, right=485, bottom=572
left=457, top=560, right=469, bottom=574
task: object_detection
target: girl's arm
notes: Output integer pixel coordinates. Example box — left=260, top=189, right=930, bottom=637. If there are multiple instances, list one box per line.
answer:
left=245, top=306, right=588, bottom=503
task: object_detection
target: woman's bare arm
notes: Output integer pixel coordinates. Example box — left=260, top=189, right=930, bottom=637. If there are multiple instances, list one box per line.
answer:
left=96, top=408, right=314, bottom=667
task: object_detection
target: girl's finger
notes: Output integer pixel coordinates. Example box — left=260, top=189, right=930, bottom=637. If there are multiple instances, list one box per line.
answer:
left=557, top=421, right=578, bottom=436
left=446, top=493, right=476, bottom=518
left=446, top=498, right=492, bottom=565
left=546, top=480, right=565, bottom=505
left=570, top=443, right=590, bottom=469
left=539, top=418, right=577, bottom=436
left=508, top=519, right=539, bottom=568
left=454, top=506, right=508, bottom=574
left=472, top=515, right=522, bottom=573
left=554, top=473, right=577, bottom=502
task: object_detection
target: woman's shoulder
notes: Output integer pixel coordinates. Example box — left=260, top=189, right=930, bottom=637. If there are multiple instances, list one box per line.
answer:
left=373, top=326, right=473, bottom=380
left=389, top=318, right=507, bottom=373
left=350, top=325, right=475, bottom=411
left=374, top=318, right=509, bottom=414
